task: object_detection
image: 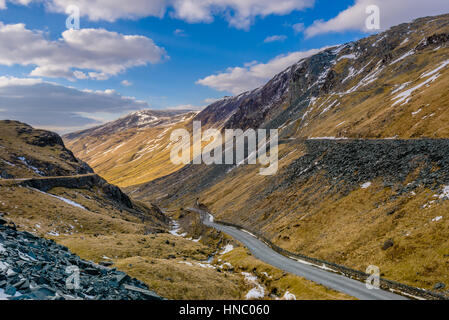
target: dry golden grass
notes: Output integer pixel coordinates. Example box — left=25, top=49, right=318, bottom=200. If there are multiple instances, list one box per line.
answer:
left=127, top=136, right=449, bottom=294
left=0, top=183, right=251, bottom=300
left=55, top=233, right=249, bottom=300
left=198, top=165, right=449, bottom=291
left=64, top=116, right=195, bottom=187
left=58, top=233, right=213, bottom=262
left=295, top=47, right=449, bottom=140
left=114, top=257, right=245, bottom=300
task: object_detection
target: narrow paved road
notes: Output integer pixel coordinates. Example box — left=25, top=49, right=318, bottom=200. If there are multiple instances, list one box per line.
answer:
left=188, top=208, right=407, bottom=300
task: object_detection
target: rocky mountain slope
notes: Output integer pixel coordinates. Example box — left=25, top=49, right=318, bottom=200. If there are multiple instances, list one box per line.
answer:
left=131, top=138, right=449, bottom=296
left=64, top=110, right=198, bottom=187
left=119, top=14, right=449, bottom=296
left=65, top=110, right=194, bottom=140
left=67, top=13, right=449, bottom=181
left=195, top=13, right=449, bottom=139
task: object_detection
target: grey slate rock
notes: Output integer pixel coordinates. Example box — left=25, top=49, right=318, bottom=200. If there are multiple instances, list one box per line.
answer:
left=99, top=261, right=114, bottom=267
left=0, top=225, right=163, bottom=300
left=4, top=285, right=16, bottom=296
left=434, top=283, right=446, bottom=290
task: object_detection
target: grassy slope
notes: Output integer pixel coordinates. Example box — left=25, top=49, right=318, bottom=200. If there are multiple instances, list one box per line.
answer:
left=0, top=121, right=243, bottom=299
left=64, top=114, right=195, bottom=187
left=0, top=180, right=250, bottom=300
left=177, top=141, right=449, bottom=292
left=296, top=47, right=449, bottom=140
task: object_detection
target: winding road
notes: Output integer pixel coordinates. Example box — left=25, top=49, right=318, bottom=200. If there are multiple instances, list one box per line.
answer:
left=188, top=208, right=408, bottom=300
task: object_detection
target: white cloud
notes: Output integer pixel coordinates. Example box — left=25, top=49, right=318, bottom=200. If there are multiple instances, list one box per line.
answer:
left=0, top=76, right=148, bottom=131
left=173, top=0, right=315, bottom=30
left=0, top=22, right=167, bottom=80
left=0, top=76, right=43, bottom=86
left=196, top=48, right=325, bottom=94
left=121, top=80, right=133, bottom=87
left=264, top=35, right=287, bottom=43
left=305, top=0, right=449, bottom=37
left=46, top=0, right=167, bottom=22
left=2, top=0, right=315, bottom=30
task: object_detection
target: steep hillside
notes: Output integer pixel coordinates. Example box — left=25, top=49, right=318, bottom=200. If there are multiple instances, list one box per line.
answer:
left=64, top=110, right=197, bottom=187
left=194, top=14, right=449, bottom=139
left=123, top=14, right=449, bottom=296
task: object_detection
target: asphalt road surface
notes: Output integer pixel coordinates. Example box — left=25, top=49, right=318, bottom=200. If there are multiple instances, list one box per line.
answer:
left=188, top=208, right=408, bottom=300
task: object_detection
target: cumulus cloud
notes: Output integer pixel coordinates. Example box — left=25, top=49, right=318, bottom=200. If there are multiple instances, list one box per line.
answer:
left=264, top=35, right=287, bottom=43
left=0, top=21, right=167, bottom=80
left=305, top=0, right=449, bottom=37
left=196, top=48, right=325, bottom=95
left=0, top=76, right=148, bottom=132
left=1, top=0, right=315, bottom=30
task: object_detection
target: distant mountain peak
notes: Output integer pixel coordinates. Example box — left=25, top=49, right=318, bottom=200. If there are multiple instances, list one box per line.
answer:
left=64, top=109, right=196, bottom=140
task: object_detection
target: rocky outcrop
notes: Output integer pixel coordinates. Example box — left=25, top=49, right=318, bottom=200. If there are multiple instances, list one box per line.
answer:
left=281, top=139, right=449, bottom=194
left=416, top=33, right=449, bottom=50
left=17, top=174, right=134, bottom=210
left=0, top=225, right=162, bottom=300
left=0, top=120, right=94, bottom=178
left=18, top=126, right=65, bottom=148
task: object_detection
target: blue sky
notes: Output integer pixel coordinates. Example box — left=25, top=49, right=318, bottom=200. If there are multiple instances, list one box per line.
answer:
left=0, top=0, right=447, bottom=132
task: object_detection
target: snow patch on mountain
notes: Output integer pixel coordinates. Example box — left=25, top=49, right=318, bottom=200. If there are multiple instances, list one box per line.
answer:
left=390, top=50, right=415, bottom=65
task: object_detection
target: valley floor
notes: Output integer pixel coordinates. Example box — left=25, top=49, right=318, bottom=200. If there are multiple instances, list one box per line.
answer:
left=0, top=179, right=353, bottom=300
